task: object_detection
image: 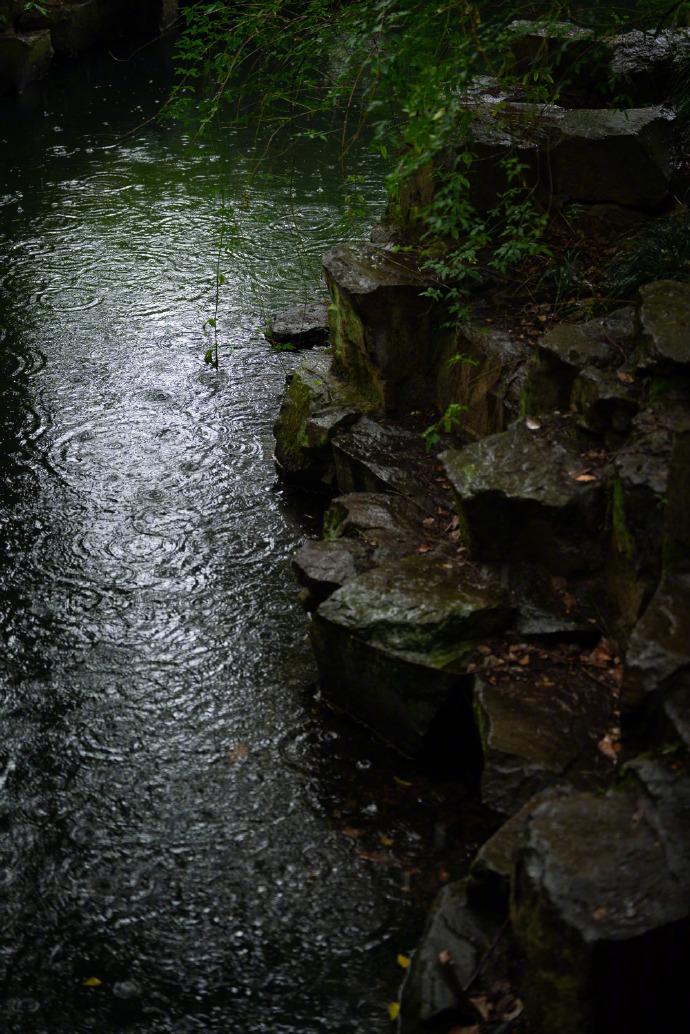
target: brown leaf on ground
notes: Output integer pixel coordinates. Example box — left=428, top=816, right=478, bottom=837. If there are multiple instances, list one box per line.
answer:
left=417, top=543, right=432, bottom=553
left=598, top=734, right=620, bottom=762
left=342, top=826, right=363, bottom=839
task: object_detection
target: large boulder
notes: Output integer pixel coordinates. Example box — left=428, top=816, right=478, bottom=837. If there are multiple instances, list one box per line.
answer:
left=469, top=100, right=675, bottom=209
left=323, top=244, right=445, bottom=412
left=0, top=29, right=52, bottom=93
left=441, top=418, right=607, bottom=575
left=512, top=788, right=690, bottom=1034
left=310, top=556, right=514, bottom=756
left=624, top=571, right=690, bottom=705
left=636, top=280, right=690, bottom=371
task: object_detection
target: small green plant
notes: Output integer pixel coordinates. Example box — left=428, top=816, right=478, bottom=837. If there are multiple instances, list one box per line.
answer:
left=422, top=402, right=468, bottom=450
left=203, top=194, right=233, bottom=369
left=447, top=352, right=479, bottom=370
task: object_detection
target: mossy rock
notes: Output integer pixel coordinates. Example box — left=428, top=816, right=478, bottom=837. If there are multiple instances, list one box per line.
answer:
left=323, top=243, right=451, bottom=412
left=310, top=555, right=513, bottom=756
left=637, top=280, right=690, bottom=371
left=442, top=417, right=607, bottom=575
left=272, top=351, right=365, bottom=488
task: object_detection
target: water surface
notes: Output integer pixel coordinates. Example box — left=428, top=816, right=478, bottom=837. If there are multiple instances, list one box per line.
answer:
left=0, top=40, right=465, bottom=1033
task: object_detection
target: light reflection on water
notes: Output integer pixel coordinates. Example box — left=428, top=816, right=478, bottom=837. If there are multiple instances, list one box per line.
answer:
left=0, top=37, right=454, bottom=1034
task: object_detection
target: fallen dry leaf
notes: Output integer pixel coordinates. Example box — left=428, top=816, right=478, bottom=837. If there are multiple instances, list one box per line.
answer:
left=616, top=370, right=634, bottom=384
left=592, top=906, right=608, bottom=921
left=574, top=473, right=597, bottom=482
left=397, top=953, right=410, bottom=969
left=342, top=826, right=363, bottom=839
left=417, top=543, right=432, bottom=553
left=598, top=735, right=620, bottom=762
left=227, top=743, right=249, bottom=763
left=525, top=416, right=541, bottom=430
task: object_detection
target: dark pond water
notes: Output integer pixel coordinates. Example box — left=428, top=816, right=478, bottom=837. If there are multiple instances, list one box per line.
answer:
left=0, top=36, right=479, bottom=1034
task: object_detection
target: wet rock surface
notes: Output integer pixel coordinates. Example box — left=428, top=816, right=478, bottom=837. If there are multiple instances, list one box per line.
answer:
left=269, top=19, right=690, bottom=1031
left=512, top=787, right=690, bottom=1034
left=331, top=416, right=447, bottom=510
left=637, top=279, right=690, bottom=369
left=442, top=418, right=606, bottom=573
left=273, top=351, right=363, bottom=487
left=0, top=28, right=53, bottom=93
left=323, top=243, right=443, bottom=411
left=475, top=650, right=615, bottom=815
left=265, top=301, right=329, bottom=349
left=311, top=557, right=513, bottom=755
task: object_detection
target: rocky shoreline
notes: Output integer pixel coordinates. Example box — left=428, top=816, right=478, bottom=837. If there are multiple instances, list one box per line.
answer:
left=270, top=21, right=690, bottom=1034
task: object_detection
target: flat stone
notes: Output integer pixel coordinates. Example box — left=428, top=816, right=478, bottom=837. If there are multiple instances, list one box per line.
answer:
left=310, top=556, right=513, bottom=755
left=399, top=881, right=503, bottom=1034
left=292, top=538, right=370, bottom=609
left=475, top=664, right=614, bottom=816
left=442, top=418, right=606, bottom=574
left=265, top=302, right=329, bottom=349
left=512, top=791, right=690, bottom=1033
left=638, top=280, right=690, bottom=369
left=540, top=307, right=636, bottom=370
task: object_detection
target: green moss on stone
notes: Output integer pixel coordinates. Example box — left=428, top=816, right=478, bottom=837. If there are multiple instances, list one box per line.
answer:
left=611, top=478, right=634, bottom=559
left=328, top=284, right=384, bottom=410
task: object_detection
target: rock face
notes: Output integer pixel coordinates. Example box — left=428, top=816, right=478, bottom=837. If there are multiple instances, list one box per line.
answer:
left=331, top=416, right=443, bottom=509
left=442, top=418, right=606, bottom=574
left=512, top=778, right=690, bottom=1034
left=475, top=663, right=613, bottom=815
left=399, top=881, right=503, bottom=1034
left=272, top=352, right=362, bottom=487
left=323, top=243, right=444, bottom=411
left=0, top=29, right=52, bottom=93
left=436, top=325, right=529, bottom=440
left=637, top=280, right=690, bottom=370
left=311, top=556, right=514, bottom=756
left=265, top=302, right=329, bottom=349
